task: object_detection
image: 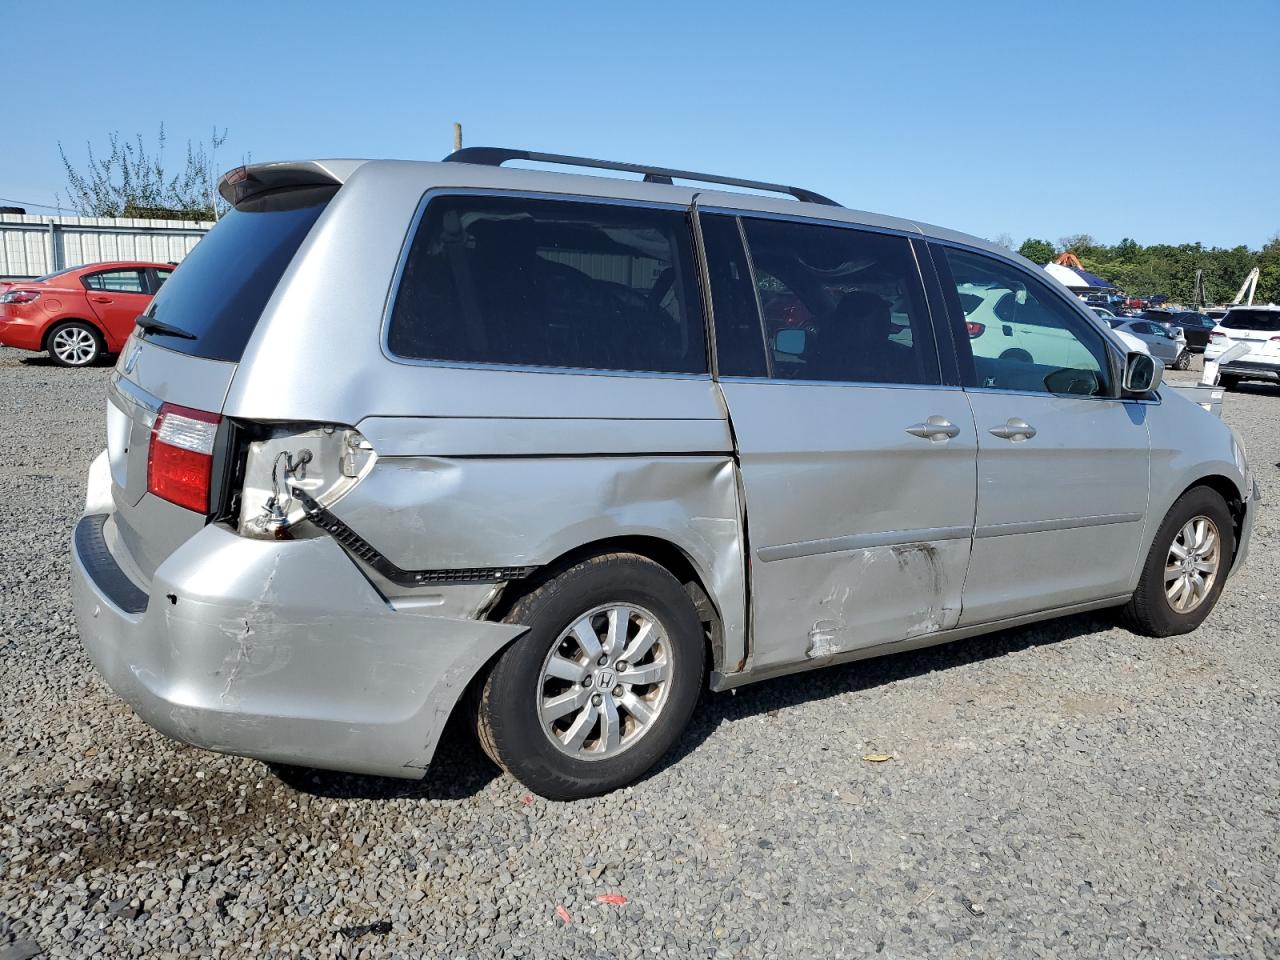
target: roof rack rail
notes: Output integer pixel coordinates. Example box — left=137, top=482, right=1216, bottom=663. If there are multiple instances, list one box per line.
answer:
left=441, top=147, right=841, bottom=207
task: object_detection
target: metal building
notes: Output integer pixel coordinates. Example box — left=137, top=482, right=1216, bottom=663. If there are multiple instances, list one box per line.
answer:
left=0, top=213, right=211, bottom=280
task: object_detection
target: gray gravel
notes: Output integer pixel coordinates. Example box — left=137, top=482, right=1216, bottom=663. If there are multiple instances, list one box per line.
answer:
left=1, top=345, right=1278, bottom=959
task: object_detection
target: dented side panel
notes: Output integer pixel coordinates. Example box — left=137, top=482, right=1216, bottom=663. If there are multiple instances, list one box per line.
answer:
left=327, top=453, right=748, bottom=672
left=719, top=380, right=978, bottom=671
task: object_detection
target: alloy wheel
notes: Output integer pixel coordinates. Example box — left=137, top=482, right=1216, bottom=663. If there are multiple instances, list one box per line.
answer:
left=538, top=603, right=673, bottom=761
left=51, top=326, right=98, bottom=365
left=1164, top=515, right=1221, bottom=614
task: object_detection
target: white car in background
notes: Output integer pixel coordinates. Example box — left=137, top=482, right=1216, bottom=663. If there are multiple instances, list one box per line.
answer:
left=1204, top=304, right=1280, bottom=389
left=959, top=283, right=1098, bottom=370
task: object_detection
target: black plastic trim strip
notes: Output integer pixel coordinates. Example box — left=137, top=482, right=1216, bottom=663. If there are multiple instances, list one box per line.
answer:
left=291, top=488, right=536, bottom=586
left=74, top=514, right=148, bottom=614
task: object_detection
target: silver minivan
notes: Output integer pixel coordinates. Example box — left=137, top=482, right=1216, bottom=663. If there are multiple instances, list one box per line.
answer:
left=71, top=149, right=1258, bottom=799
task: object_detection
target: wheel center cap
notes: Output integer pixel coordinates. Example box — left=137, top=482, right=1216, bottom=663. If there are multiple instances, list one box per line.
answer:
left=596, top=669, right=616, bottom=690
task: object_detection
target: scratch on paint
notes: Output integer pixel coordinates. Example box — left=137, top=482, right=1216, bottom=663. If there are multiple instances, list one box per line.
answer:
left=218, top=555, right=280, bottom=703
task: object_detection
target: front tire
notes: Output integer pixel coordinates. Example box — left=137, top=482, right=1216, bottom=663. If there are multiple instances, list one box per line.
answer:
left=475, top=553, right=704, bottom=800
left=1124, top=487, right=1234, bottom=637
left=47, top=321, right=104, bottom=367
left=1219, top=374, right=1240, bottom=390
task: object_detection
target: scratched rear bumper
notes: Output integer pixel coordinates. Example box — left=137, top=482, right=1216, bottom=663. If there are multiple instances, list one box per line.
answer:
left=71, top=515, right=525, bottom=778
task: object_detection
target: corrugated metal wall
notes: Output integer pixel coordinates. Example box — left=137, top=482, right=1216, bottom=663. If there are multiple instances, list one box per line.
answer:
left=0, top=214, right=211, bottom=279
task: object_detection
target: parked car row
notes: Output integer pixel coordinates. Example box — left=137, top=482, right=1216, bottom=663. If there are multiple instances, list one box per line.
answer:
left=0, top=261, right=173, bottom=366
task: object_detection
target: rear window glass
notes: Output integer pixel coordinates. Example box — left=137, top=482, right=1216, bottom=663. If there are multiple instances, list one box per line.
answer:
left=1222, top=309, right=1280, bottom=332
left=140, top=186, right=336, bottom=361
left=387, top=195, right=706, bottom=374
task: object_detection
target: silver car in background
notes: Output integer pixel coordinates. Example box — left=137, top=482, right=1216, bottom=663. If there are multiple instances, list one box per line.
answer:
left=71, top=149, right=1257, bottom=799
left=1103, top=316, right=1190, bottom=369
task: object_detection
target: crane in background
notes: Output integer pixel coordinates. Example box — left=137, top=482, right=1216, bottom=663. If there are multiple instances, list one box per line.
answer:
left=1232, top=267, right=1260, bottom=306
left=1192, top=269, right=1211, bottom=309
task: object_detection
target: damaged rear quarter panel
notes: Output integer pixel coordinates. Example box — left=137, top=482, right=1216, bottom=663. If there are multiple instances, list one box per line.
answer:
left=326, top=442, right=747, bottom=673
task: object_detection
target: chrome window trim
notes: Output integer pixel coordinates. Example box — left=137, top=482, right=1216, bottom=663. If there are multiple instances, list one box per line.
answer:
left=379, top=187, right=709, bottom=381
left=718, top=376, right=964, bottom=392
left=963, top=385, right=1163, bottom=406
left=694, top=204, right=923, bottom=241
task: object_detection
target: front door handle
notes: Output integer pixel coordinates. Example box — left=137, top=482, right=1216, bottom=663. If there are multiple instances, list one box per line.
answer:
left=905, top=415, right=961, bottom=442
left=989, top=418, right=1037, bottom=442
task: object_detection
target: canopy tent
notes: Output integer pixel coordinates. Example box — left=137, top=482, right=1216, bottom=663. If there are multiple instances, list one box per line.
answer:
left=1043, top=253, right=1116, bottom=291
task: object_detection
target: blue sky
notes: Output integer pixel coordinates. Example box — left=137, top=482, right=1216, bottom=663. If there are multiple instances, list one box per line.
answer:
left=3, top=0, right=1276, bottom=248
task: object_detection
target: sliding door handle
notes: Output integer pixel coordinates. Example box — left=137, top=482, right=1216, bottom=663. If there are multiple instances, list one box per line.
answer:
left=989, top=418, right=1037, bottom=442
left=905, top=416, right=961, bottom=441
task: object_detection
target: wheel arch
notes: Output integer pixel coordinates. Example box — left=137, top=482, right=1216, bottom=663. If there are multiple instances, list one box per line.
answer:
left=1179, top=474, right=1247, bottom=563
left=489, top=534, right=726, bottom=679
left=41, top=316, right=106, bottom=352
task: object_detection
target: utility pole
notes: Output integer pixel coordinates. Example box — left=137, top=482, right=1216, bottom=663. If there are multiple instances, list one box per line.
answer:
left=453, top=122, right=463, bottom=153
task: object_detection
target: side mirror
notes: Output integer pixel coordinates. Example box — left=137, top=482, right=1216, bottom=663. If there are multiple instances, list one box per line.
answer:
left=1123, top=351, right=1163, bottom=394
left=774, top=328, right=806, bottom=356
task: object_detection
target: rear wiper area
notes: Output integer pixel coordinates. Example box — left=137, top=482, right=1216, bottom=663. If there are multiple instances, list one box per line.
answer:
left=136, top=317, right=198, bottom=341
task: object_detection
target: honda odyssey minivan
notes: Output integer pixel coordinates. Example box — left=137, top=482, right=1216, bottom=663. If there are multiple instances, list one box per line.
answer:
left=72, top=148, right=1258, bottom=799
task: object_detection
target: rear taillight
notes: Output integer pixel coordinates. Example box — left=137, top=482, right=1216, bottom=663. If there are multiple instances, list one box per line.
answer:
left=966, top=321, right=985, bottom=338
left=147, top=403, right=221, bottom=513
left=1, top=290, right=40, bottom=305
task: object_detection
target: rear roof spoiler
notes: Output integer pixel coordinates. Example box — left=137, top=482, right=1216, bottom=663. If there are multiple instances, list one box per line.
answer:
left=217, top=160, right=366, bottom=206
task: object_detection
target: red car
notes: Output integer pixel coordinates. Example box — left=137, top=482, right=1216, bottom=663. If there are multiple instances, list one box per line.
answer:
left=0, top=261, right=173, bottom=366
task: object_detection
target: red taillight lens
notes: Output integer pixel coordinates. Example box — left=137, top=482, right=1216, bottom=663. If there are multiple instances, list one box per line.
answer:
left=1, top=290, right=41, bottom=305
left=966, top=321, right=985, bottom=338
left=147, top=403, right=221, bottom=513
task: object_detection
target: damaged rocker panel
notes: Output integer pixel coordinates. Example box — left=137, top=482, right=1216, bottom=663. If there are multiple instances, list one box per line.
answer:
left=291, top=486, right=537, bottom=585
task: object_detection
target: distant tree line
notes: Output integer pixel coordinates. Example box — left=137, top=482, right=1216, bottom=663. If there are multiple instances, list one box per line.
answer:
left=1013, top=235, right=1280, bottom=306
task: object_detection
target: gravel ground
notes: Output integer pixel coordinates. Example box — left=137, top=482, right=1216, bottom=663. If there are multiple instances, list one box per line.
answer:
left=1, top=345, right=1277, bottom=959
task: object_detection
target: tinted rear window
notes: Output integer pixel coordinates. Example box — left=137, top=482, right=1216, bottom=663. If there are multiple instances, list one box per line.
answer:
left=1222, top=309, right=1280, bottom=331
left=140, top=186, right=336, bottom=361
left=387, top=195, right=706, bottom=374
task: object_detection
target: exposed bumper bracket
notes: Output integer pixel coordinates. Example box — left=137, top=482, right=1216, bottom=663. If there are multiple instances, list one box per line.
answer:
left=290, top=486, right=536, bottom=586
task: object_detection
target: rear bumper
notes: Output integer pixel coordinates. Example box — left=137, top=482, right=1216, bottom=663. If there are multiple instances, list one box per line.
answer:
left=1219, top=360, right=1280, bottom=382
left=71, top=514, right=526, bottom=779
left=0, top=316, right=45, bottom=351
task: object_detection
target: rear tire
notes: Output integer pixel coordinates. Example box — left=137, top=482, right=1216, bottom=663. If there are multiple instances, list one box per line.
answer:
left=47, top=321, right=104, bottom=367
left=474, top=553, right=704, bottom=800
left=1123, top=486, right=1234, bottom=637
left=1000, top=348, right=1033, bottom=363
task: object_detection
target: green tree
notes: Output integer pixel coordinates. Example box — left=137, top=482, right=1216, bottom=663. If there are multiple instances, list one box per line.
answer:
left=59, top=124, right=229, bottom=220
left=1257, top=236, right=1280, bottom=304
left=1018, top=238, right=1056, bottom=264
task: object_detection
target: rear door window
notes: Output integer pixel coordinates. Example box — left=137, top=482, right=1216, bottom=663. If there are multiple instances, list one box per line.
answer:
left=140, top=185, right=336, bottom=361
left=387, top=194, right=706, bottom=374
left=84, top=269, right=146, bottom=293
left=737, top=217, right=940, bottom=385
